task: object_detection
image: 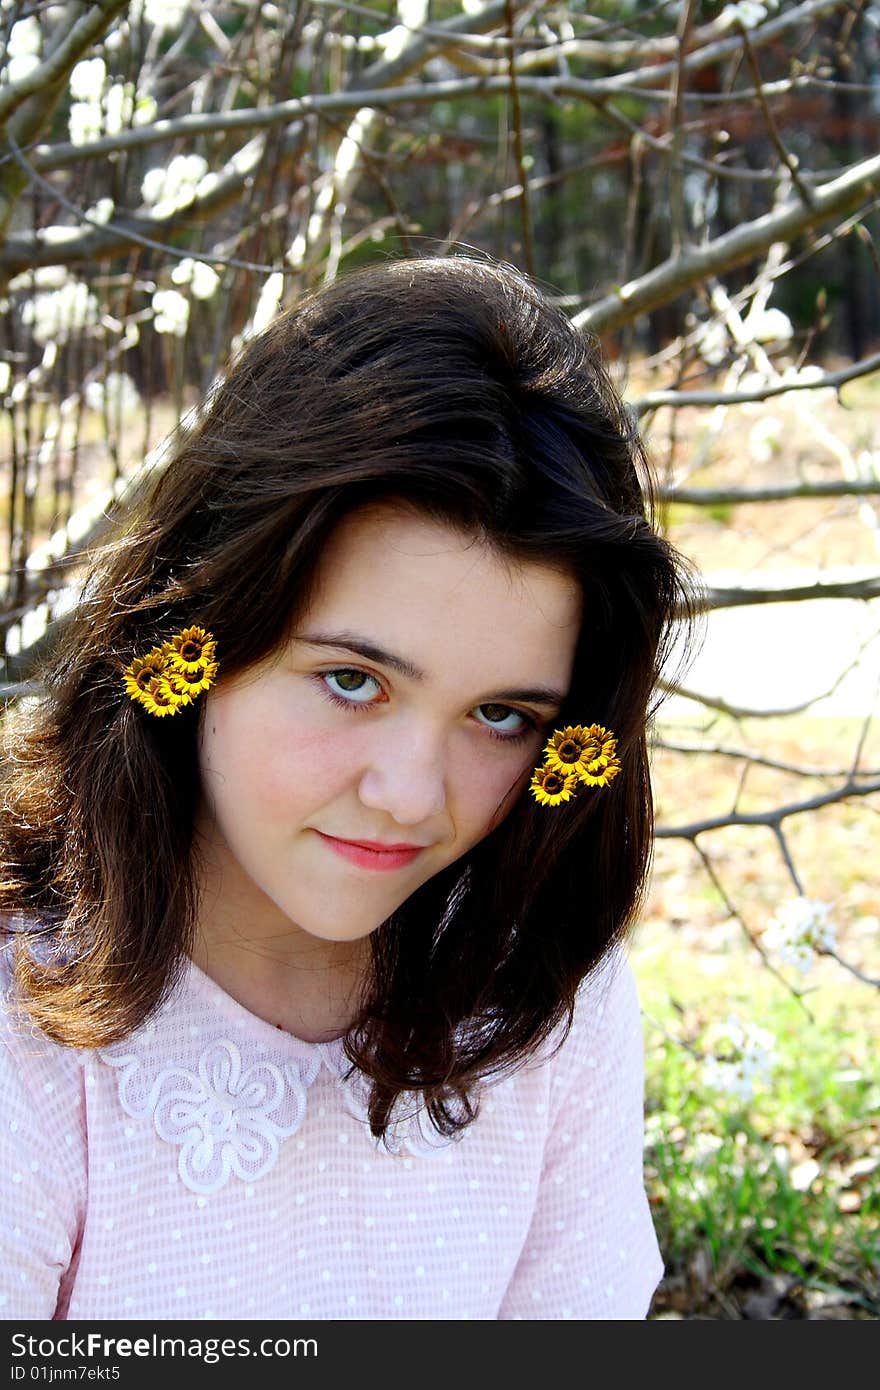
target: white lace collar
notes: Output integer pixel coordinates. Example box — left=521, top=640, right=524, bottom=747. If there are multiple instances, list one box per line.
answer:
left=97, top=958, right=457, bottom=1195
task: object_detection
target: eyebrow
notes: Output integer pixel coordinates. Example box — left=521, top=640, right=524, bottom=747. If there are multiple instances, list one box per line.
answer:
left=296, top=629, right=567, bottom=709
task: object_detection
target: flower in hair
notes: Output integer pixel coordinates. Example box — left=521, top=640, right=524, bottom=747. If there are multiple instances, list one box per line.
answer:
left=544, top=723, right=620, bottom=787
left=167, top=625, right=217, bottom=674
left=530, top=723, right=621, bottom=806
left=167, top=654, right=220, bottom=704
left=529, top=763, right=580, bottom=807
left=123, top=627, right=218, bottom=716
left=122, top=645, right=173, bottom=702
left=138, top=675, right=184, bottom=717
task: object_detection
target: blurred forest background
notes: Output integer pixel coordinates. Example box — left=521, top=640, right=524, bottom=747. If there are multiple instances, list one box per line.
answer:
left=1, top=0, right=877, bottom=1318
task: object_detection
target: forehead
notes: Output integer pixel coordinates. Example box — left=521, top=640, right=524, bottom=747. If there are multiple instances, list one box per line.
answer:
left=295, top=503, right=582, bottom=685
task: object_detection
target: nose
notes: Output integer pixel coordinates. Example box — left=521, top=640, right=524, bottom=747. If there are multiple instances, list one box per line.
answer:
left=356, top=720, right=448, bottom=827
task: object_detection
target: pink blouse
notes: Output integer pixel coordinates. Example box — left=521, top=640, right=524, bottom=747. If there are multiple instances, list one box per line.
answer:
left=0, top=938, right=663, bottom=1320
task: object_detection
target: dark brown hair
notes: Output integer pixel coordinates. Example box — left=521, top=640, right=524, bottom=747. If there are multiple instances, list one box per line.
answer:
left=1, top=253, right=697, bottom=1144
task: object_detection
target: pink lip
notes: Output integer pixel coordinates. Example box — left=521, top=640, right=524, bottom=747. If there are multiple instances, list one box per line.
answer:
left=314, top=831, right=425, bottom=871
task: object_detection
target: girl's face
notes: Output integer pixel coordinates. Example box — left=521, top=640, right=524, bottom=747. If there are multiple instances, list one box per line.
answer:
left=195, top=502, right=582, bottom=948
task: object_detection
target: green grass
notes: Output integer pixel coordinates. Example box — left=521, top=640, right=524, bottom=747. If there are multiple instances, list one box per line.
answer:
left=632, top=939, right=879, bottom=1317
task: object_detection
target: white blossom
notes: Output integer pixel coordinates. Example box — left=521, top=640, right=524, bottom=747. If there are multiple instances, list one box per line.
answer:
left=142, top=154, right=210, bottom=218
left=104, top=19, right=129, bottom=53
left=21, top=280, right=99, bottom=346
left=104, top=82, right=157, bottom=135
left=36, top=225, right=80, bottom=245
left=9, top=265, right=68, bottom=292
left=742, top=306, right=793, bottom=344
left=69, top=56, right=106, bottom=101
left=718, top=0, right=778, bottom=29
left=3, top=51, right=39, bottom=83
left=85, top=372, right=141, bottom=416
left=748, top=415, right=782, bottom=464
left=701, top=1017, right=777, bottom=1102
left=696, top=319, right=729, bottom=366
left=70, top=82, right=157, bottom=146
left=2, top=16, right=41, bottom=83
left=132, top=0, right=192, bottom=31
left=378, top=0, right=427, bottom=62
left=171, top=258, right=220, bottom=300
left=249, top=271, right=285, bottom=337
left=85, top=198, right=115, bottom=226
left=7, top=15, right=40, bottom=55
left=69, top=102, right=104, bottom=146
left=152, top=288, right=190, bottom=337
left=764, top=897, right=838, bottom=973
left=0, top=361, right=10, bottom=394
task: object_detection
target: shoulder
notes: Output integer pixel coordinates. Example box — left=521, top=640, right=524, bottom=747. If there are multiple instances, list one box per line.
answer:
left=550, top=943, right=642, bottom=1059
left=0, top=935, right=88, bottom=1316
left=532, top=946, right=646, bottom=1122
left=0, top=935, right=88, bottom=1195
left=0, top=932, right=87, bottom=1108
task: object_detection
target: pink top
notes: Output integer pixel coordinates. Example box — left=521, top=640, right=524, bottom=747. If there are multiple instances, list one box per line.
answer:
left=0, top=938, right=663, bottom=1321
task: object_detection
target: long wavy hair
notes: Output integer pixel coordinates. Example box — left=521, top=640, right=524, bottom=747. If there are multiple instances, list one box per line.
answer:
left=1, top=253, right=698, bottom=1144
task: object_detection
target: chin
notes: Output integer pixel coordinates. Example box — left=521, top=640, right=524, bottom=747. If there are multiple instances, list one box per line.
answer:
left=278, top=905, right=384, bottom=944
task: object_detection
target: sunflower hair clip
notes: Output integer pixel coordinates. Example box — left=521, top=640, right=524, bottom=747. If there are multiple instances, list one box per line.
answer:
left=530, top=723, right=621, bottom=807
left=122, top=625, right=218, bottom=717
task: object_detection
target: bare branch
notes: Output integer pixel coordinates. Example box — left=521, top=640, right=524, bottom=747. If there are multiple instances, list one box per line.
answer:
left=691, top=841, right=815, bottom=1013
left=847, top=676, right=880, bottom=782
left=739, top=22, right=817, bottom=212
left=654, top=738, right=880, bottom=780
left=822, top=951, right=880, bottom=988
left=634, top=352, right=880, bottom=414
left=660, top=625, right=880, bottom=717
left=695, top=576, right=880, bottom=609
left=660, top=481, right=880, bottom=505
left=656, top=777, right=880, bottom=838
left=574, top=152, right=880, bottom=336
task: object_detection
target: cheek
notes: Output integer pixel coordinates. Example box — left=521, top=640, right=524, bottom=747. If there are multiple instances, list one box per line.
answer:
left=199, top=688, right=359, bottom=817
left=456, top=745, right=539, bottom=840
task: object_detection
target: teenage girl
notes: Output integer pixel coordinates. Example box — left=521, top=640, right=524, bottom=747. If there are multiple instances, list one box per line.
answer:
left=0, top=254, right=694, bottom=1320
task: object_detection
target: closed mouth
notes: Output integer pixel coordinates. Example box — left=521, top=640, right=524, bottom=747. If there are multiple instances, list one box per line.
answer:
left=318, top=832, right=427, bottom=853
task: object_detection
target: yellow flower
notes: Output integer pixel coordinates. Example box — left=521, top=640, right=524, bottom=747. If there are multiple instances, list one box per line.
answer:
left=167, top=656, right=218, bottom=702
left=530, top=763, right=579, bottom=807
left=542, top=723, right=606, bottom=775
left=122, top=645, right=172, bottom=702
left=575, top=756, right=621, bottom=788
left=167, top=625, right=217, bottom=675
left=122, top=627, right=219, bottom=715
left=137, top=675, right=186, bottom=717
left=573, top=724, right=619, bottom=781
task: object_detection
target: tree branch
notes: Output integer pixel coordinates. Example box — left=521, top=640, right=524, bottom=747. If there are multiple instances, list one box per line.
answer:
left=656, top=776, right=880, bottom=839
left=633, top=351, right=880, bottom=413
left=573, top=152, right=880, bottom=336
left=659, top=481, right=880, bottom=505
left=694, top=576, right=880, bottom=609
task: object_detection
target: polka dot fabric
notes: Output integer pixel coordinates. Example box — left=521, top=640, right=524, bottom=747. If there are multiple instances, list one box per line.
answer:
left=0, top=943, right=662, bottom=1320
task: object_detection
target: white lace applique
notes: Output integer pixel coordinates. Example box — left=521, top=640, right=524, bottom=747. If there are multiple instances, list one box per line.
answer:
left=99, top=1034, right=324, bottom=1195
left=98, top=1021, right=458, bottom=1193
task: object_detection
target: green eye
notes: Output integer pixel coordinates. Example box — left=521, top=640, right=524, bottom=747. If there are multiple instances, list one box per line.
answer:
left=334, top=671, right=369, bottom=692
left=317, top=669, right=382, bottom=708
